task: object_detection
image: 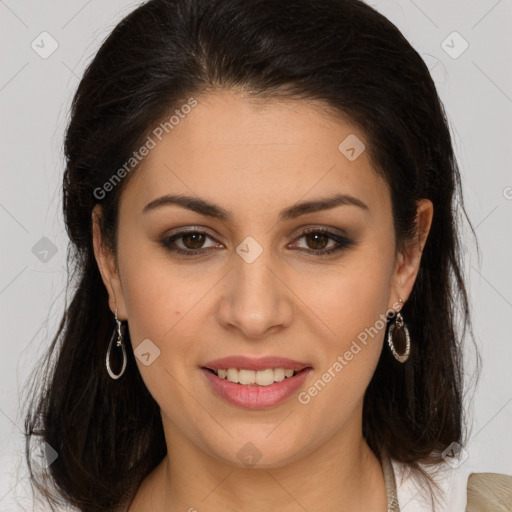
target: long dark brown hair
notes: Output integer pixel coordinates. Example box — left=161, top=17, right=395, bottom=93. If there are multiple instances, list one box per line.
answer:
left=23, top=0, right=480, bottom=510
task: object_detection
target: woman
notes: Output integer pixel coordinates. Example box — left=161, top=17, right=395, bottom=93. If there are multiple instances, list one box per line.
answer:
left=23, top=0, right=498, bottom=510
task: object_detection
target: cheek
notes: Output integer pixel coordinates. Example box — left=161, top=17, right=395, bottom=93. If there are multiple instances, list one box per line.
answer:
left=305, top=250, right=394, bottom=345
left=117, top=253, right=204, bottom=408
left=295, top=282, right=391, bottom=439
left=116, top=240, right=227, bottom=395
left=117, top=234, right=205, bottom=342
left=296, top=247, right=394, bottom=410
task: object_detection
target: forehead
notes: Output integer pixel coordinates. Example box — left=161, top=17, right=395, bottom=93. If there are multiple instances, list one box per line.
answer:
left=119, top=89, right=390, bottom=223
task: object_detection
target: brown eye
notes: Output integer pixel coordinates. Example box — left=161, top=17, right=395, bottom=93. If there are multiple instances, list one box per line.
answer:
left=161, top=229, right=220, bottom=255
left=293, top=229, right=354, bottom=256
left=303, top=232, right=330, bottom=251
left=181, top=232, right=206, bottom=249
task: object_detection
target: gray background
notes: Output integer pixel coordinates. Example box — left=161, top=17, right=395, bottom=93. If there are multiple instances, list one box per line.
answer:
left=1, top=0, right=511, bottom=509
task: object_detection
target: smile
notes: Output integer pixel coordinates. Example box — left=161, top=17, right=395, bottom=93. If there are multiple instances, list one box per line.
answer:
left=211, top=367, right=298, bottom=386
left=201, top=366, right=312, bottom=409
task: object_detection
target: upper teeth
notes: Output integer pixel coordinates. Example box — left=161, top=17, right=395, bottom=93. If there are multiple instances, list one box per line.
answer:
left=215, top=368, right=297, bottom=386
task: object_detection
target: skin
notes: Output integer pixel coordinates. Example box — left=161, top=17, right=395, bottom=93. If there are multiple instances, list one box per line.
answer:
left=93, top=89, right=433, bottom=511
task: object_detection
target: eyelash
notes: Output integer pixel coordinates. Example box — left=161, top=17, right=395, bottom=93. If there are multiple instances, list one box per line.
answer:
left=160, top=227, right=354, bottom=257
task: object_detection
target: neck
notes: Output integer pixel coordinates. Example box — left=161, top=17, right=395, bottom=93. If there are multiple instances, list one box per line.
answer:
left=129, top=408, right=388, bottom=511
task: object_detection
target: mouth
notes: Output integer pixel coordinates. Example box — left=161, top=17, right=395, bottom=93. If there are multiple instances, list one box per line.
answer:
left=200, top=357, right=313, bottom=409
left=203, top=367, right=304, bottom=386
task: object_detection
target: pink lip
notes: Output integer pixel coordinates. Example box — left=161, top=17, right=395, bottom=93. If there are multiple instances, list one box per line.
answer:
left=201, top=364, right=313, bottom=410
left=202, top=355, right=311, bottom=372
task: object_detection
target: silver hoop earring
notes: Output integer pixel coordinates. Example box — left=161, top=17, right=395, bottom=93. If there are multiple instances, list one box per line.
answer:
left=106, top=308, right=127, bottom=379
left=387, top=300, right=411, bottom=363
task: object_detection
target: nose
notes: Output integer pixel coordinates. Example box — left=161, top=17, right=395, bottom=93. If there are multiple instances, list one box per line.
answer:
left=216, top=247, right=294, bottom=340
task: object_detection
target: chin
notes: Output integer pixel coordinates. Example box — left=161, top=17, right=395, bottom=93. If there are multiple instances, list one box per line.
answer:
left=206, top=434, right=309, bottom=470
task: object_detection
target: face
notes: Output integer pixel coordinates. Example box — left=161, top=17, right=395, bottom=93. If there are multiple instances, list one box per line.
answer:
left=93, top=89, right=431, bottom=469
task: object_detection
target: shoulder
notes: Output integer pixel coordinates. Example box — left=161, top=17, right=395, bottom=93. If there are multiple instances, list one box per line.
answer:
left=465, top=472, right=512, bottom=511
left=391, top=457, right=468, bottom=512
left=391, top=457, right=512, bottom=512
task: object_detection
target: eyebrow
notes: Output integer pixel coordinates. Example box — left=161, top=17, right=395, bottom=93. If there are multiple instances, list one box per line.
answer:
left=142, top=193, right=369, bottom=222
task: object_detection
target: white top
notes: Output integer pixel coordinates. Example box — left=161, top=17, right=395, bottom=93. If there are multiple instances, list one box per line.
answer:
left=391, top=457, right=470, bottom=511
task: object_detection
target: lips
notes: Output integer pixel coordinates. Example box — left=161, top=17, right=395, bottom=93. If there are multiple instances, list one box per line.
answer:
left=202, top=355, right=311, bottom=372
left=201, top=367, right=312, bottom=409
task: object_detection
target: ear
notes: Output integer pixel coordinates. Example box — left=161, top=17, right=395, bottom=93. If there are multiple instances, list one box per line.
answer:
left=389, top=198, right=434, bottom=308
left=92, top=204, right=128, bottom=320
